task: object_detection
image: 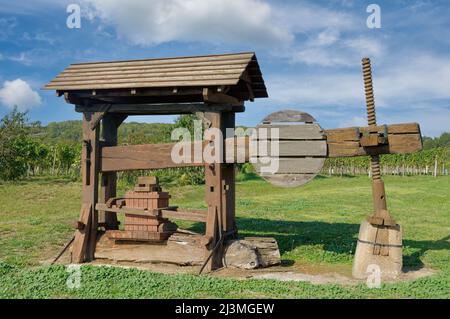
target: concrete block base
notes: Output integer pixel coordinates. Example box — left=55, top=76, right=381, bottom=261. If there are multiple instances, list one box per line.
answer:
left=352, top=220, right=403, bottom=280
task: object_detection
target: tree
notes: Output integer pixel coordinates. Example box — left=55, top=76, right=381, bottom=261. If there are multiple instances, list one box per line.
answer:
left=0, top=107, right=30, bottom=180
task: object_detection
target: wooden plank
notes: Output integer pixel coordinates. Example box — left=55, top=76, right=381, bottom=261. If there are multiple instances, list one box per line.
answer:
left=99, top=114, right=124, bottom=230
left=46, top=79, right=239, bottom=90
left=100, top=123, right=421, bottom=173
left=325, top=123, right=421, bottom=143
left=204, top=111, right=225, bottom=271
left=74, top=103, right=245, bottom=115
left=59, top=64, right=250, bottom=76
left=55, top=69, right=244, bottom=81
left=256, top=124, right=325, bottom=140
left=327, top=141, right=361, bottom=157
left=108, top=230, right=170, bottom=242
left=59, top=60, right=251, bottom=75
left=83, top=113, right=101, bottom=262
left=100, top=137, right=249, bottom=172
left=160, top=209, right=207, bottom=223
left=258, top=140, right=327, bottom=157
left=95, top=203, right=159, bottom=217
left=221, top=112, right=237, bottom=234
left=325, top=127, right=360, bottom=142
left=327, top=133, right=422, bottom=157
left=71, top=203, right=92, bottom=263
left=100, top=142, right=201, bottom=172
left=364, top=123, right=420, bottom=135
left=66, top=53, right=254, bottom=69
left=49, top=73, right=242, bottom=86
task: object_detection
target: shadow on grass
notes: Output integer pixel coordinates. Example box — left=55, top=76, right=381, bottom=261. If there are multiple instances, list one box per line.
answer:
left=187, top=218, right=450, bottom=269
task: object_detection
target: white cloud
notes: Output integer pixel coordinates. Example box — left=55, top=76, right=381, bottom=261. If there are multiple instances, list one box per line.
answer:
left=273, top=2, right=356, bottom=33
left=290, top=34, right=384, bottom=67
left=269, top=53, right=450, bottom=107
left=265, top=52, right=450, bottom=136
left=81, top=0, right=293, bottom=46
left=375, top=54, right=450, bottom=107
left=79, top=0, right=359, bottom=48
left=267, top=72, right=363, bottom=106
left=0, top=79, right=42, bottom=111
left=340, top=116, right=368, bottom=128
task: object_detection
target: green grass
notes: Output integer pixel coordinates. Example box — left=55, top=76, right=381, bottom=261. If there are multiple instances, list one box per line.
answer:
left=0, top=175, right=449, bottom=298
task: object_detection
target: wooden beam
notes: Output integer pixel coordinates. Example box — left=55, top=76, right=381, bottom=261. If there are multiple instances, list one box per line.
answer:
left=90, top=104, right=111, bottom=130
left=75, top=102, right=245, bottom=115
left=100, top=141, right=204, bottom=172
left=72, top=112, right=101, bottom=263
left=95, top=203, right=159, bottom=217
left=160, top=209, right=207, bottom=223
left=326, top=123, right=422, bottom=157
left=71, top=203, right=92, bottom=263
left=204, top=111, right=225, bottom=271
left=202, top=87, right=243, bottom=105
left=95, top=203, right=206, bottom=222
left=99, top=122, right=422, bottom=172
left=99, top=114, right=123, bottom=231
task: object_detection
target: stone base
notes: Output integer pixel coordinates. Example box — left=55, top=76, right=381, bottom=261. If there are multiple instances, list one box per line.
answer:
left=352, top=220, right=403, bottom=280
left=222, top=238, right=281, bottom=269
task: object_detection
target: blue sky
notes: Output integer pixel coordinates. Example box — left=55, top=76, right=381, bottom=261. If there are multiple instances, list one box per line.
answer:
left=0, top=0, right=449, bottom=136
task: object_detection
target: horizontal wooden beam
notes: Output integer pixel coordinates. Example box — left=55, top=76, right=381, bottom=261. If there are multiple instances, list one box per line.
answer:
left=101, top=141, right=206, bottom=172
left=99, top=123, right=422, bottom=172
left=325, top=123, right=422, bottom=157
left=95, top=203, right=206, bottom=222
left=75, top=103, right=245, bottom=115
left=95, top=203, right=159, bottom=217
left=161, top=209, right=207, bottom=223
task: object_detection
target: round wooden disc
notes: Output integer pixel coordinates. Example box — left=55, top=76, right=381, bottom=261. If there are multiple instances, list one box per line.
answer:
left=252, top=110, right=327, bottom=188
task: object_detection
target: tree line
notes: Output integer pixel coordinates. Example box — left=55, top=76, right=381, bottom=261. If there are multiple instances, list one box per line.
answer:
left=1, top=109, right=449, bottom=182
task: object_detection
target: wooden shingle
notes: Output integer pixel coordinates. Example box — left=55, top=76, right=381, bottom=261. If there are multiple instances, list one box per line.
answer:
left=44, top=52, right=267, bottom=101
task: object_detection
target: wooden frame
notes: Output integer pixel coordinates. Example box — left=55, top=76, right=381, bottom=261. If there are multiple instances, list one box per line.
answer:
left=45, top=52, right=422, bottom=272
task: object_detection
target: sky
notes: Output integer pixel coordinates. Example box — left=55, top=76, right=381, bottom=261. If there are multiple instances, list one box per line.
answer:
left=0, top=0, right=449, bottom=136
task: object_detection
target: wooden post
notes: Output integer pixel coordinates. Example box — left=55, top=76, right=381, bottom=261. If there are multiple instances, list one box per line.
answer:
left=99, top=114, right=127, bottom=230
left=71, top=112, right=100, bottom=263
left=221, top=111, right=237, bottom=235
left=203, top=110, right=237, bottom=271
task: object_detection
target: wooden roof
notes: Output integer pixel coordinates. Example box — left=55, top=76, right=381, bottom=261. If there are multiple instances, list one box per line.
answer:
left=44, top=52, right=267, bottom=100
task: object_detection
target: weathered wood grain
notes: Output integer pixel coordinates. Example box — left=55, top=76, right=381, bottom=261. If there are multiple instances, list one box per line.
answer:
left=256, top=124, right=325, bottom=140
left=71, top=203, right=92, bottom=263
left=100, top=123, right=421, bottom=172
left=44, top=52, right=268, bottom=100
left=253, top=158, right=326, bottom=174
left=259, top=140, right=327, bottom=157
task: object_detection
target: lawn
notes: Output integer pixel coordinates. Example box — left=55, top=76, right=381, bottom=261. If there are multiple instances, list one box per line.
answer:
left=0, top=175, right=449, bottom=298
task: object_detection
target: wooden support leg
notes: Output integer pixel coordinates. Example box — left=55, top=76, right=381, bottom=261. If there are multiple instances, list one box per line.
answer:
left=205, top=162, right=224, bottom=271
left=71, top=112, right=100, bottom=263
left=202, top=110, right=238, bottom=271
left=221, top=112, right=237, bottom=235
left=99, top=114, right=126, bottom=230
